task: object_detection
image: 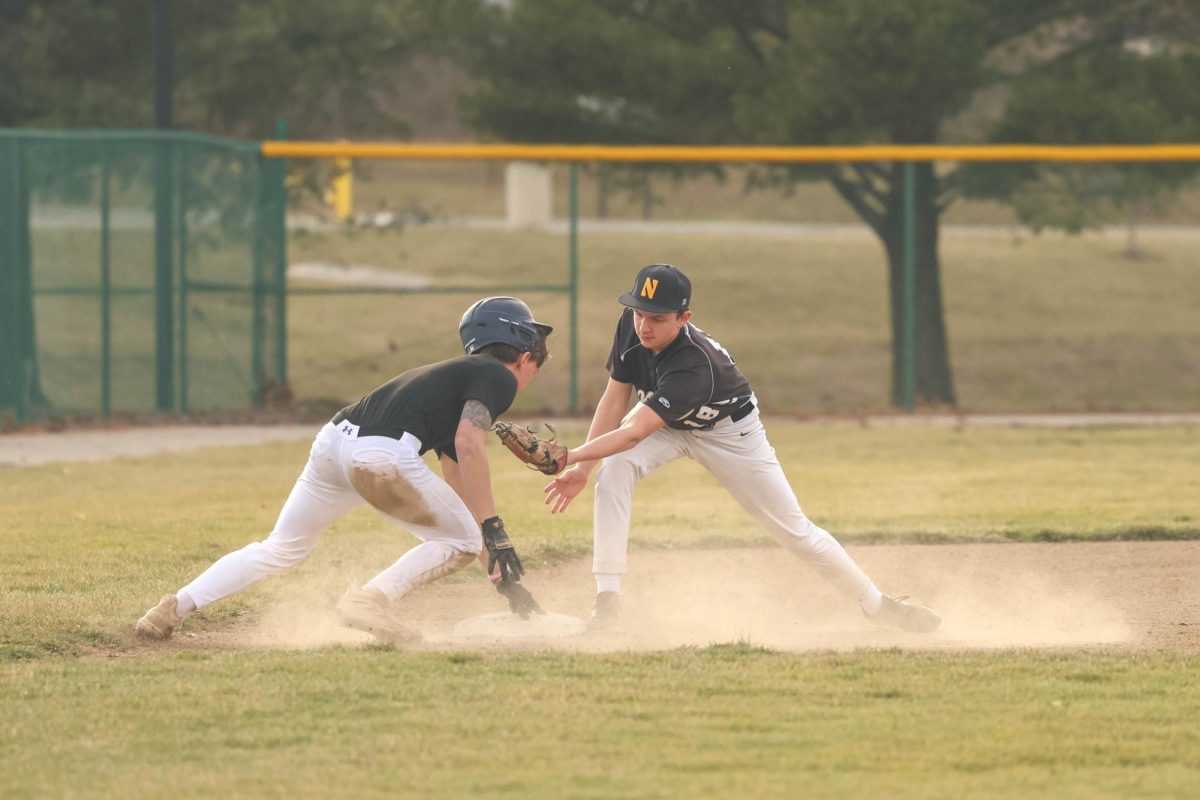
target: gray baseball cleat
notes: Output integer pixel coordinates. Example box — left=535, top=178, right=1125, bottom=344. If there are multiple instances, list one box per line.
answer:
left=135, top=594, right=182, bottom=640
left=587, top=591, right=622, bottom=632
left=868, top=595, right=942, bottom=633
left=337, top=585, right=423, bottom=645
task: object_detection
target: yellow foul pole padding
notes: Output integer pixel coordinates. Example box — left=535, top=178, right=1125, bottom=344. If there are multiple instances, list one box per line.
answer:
left=262, top=141, right=1200, bottom=162
left=324, top=156, right=353, bottom=221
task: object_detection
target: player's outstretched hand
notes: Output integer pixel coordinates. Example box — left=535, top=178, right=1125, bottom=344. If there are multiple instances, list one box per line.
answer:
left=544, top=467, right=588, bottom=514
left=481, top=516, right=524, bottom=583
left=496, top=581, right=544, bottom=619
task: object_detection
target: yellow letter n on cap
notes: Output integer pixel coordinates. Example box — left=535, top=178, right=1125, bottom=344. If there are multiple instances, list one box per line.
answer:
left=641, top=277, right=659, bottom=299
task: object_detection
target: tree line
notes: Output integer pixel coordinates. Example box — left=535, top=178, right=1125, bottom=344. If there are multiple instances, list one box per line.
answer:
left=4, top=0, right=1198, bottom=408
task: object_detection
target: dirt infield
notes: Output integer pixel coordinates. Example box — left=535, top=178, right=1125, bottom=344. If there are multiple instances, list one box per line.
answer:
left=159, top=540, right=1200, bottom=656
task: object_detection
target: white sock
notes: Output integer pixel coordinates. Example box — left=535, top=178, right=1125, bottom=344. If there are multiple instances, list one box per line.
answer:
left=595, top=573, right=622, bottom=595
left=859, top=585, right=884, bottom=616
left=175, top=590, right=197, bottom=617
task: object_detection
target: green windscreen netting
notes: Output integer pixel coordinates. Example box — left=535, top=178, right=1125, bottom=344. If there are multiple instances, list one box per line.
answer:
left=0, top=130, right=286, bottom=424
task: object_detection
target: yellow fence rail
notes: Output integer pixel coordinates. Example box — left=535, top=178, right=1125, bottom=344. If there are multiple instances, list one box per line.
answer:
left=262, top=141, right=1200, bottom=162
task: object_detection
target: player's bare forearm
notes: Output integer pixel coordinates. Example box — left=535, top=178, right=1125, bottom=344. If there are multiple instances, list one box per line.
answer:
left=543, top=380, right=633, bottom=513
left=566, top=402, right=664, bottom=466
left=574, top=379, right=634, bottom=476
left=441, top=454, right=494, bottom=572
left=454, top=401, right=499, bottom=524
left=564, top=426, right=641, bottom=465
left=441, top=454, right=489, bottom=522
left=440, top=453, right=465, bottom=497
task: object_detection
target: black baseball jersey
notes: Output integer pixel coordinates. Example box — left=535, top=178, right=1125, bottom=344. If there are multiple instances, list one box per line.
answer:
left=334, top=354, right=517, bottom=460
left=605, top=308, right=753, bottom=430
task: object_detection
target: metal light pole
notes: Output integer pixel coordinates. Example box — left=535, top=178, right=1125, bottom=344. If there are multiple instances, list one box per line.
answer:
left=152, top=0, right=174, bottom=129
left=152, top=0, right=176, bottom=410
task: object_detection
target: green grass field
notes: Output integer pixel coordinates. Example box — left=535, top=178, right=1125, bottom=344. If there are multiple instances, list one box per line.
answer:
left=5, top=648, right=1198, bottom=799
left=2, top=421, right=1199, bottom=797
left=346, top=160, right=1200, bottom=227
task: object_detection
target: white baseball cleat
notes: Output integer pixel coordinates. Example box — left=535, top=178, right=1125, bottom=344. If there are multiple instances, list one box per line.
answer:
left=336, top=585, right=423, bottom=645
left=135, top=594, right=183, bottom=640
left=868, top=595, right=942, bottom=633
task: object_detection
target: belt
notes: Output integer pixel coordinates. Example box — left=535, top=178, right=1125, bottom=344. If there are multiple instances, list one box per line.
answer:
left=730, top=401, right=755, bottom=424
left=330, top=411, right=423, bottom=451
left=709, top=400, right=756, bottom=430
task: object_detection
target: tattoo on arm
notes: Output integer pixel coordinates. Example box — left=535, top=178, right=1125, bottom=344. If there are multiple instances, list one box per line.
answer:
left=462, top=399, right=493, bottom=431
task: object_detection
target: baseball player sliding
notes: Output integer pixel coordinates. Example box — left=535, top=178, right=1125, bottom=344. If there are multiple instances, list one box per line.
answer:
left=136, top=297, right=551, bottom=644
left=543, top=264, right=941, bottom=633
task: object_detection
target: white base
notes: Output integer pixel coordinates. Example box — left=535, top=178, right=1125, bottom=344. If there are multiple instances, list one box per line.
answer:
left=452, top=611, right=586, bottom=641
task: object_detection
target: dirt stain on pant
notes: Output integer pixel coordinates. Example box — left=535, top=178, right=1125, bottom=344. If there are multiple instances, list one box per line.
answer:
left=414, top=550, right=477, bottom=586
left=350, top=460, right=438, bottom=527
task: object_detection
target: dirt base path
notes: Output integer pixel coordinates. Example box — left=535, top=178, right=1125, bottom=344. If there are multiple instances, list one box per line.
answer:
left=155, top=540, right=1200, bottom=656
left=7, top=414, right=1199, bottom=467
left=0, top=425, right=314, bottom=466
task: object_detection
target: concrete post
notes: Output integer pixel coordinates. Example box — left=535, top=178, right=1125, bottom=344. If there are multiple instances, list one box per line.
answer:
left=505, top=161, right=552, bottom=229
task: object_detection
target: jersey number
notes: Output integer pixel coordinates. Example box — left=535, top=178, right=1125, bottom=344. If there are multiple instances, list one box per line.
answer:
left=680, top=405, right=721, bottom=428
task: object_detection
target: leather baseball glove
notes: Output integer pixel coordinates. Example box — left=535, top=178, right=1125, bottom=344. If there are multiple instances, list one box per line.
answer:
left=492, top=421, right=568, bottom=476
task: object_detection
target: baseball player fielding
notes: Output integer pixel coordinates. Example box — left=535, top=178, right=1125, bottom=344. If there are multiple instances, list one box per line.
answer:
left=543, top=263, right=942, bottom=634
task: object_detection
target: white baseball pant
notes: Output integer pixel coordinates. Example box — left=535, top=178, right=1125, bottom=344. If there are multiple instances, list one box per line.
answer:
left=592, top=409, right=876, bottom=603
left=179, top=421, right=481, bottom=611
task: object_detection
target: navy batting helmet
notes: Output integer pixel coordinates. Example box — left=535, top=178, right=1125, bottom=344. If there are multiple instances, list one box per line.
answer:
left=458, top=296, right=553, bottom=355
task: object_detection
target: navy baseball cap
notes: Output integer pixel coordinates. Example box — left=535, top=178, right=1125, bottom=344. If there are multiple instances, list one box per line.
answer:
left=618, top=264, right=692, bottom=313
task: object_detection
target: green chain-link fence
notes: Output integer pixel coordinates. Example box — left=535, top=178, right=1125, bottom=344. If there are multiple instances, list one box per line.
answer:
left=0, top=130, right=286, bottom=425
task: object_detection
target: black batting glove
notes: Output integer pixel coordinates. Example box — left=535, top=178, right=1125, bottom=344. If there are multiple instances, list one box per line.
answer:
left=496, top=581, right=544, bottom=619
left=482, top=516, right=524, bottom=583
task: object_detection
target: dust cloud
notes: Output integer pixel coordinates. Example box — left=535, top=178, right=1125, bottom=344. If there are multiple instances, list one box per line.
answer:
left=235, top=567, right=375, bottom=650
left=201, top=541, right=1200, bottom=655
left=611, top=545, right=1131, bottom=652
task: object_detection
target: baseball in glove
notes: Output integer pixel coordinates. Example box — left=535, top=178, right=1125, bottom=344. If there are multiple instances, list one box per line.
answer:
left=492, top=421, right=568, bottom=476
